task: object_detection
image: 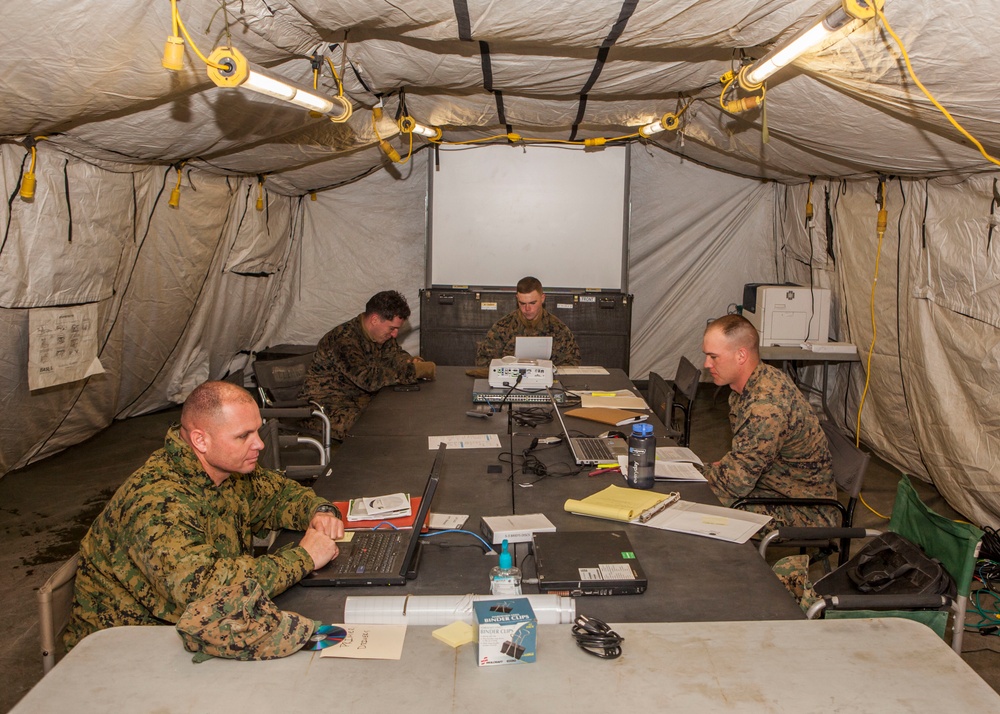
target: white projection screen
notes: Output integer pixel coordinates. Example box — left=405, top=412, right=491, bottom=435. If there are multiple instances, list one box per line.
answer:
left=428, top=144, right=629, bottom=290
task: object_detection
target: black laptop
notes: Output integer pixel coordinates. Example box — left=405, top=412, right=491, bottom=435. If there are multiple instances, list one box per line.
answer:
left=533, top=530, right=647, bottom=596
left=301, top=444, right=444, bottom=587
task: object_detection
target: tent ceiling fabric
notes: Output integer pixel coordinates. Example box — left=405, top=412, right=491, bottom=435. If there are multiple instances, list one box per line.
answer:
left=2, top=1, right=998, bottom=194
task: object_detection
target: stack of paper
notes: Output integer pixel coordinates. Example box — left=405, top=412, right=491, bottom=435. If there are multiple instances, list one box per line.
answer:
left=347, top=492, right=411, bottom=522
left=800, top=341, right=857, bottom=355
left=570, top=389, right=649, bottom=410
left=615, top=446, right=708, bottom=482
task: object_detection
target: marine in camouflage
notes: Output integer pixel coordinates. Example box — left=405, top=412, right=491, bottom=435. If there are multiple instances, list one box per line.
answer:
left=704, top=362, right=836, bottom=528
left=475, top=308, right=581, bottom=366
left=64, top=426, right=328, bottom=649
left=300, top=314, right=418, bottom=440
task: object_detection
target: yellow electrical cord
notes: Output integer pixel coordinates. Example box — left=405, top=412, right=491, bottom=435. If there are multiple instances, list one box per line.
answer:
left=173, top=4, right=226, bottom=69
left=170, top=0, right=179, bottom=37
left=855, top=179, right=890, bottom=520
left=324, top=57, right=344, bottom=97
left=719, top=71, right=737, bottom=110
left=875, top=6, right=1000, bottom=168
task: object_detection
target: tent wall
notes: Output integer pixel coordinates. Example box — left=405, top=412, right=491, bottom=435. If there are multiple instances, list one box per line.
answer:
left=775, top=176, right=1000, bottom=529
left=0, top=146, right=300, bottom=473
left=4, top=140, right=1000, bottom=529
left=628, top=147, right=776, bottom=378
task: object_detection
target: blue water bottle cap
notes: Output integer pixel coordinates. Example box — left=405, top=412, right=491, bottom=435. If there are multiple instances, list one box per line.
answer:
left=499, top=539, right=512, bottom=569
left=632, top=422, right=654, bottom=437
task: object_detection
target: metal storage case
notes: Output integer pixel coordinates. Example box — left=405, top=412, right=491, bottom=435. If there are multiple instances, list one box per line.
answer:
left=418, top=288, right=632, bottom=371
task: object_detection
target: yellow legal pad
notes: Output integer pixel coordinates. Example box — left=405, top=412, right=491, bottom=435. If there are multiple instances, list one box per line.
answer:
left=564, top=484, right=674, bottom=523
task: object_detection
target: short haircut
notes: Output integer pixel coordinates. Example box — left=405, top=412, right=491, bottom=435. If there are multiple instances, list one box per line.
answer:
left=181, top=381, right=256, bottom=430
left=706, top=314, right=760, bottom=356
left=516, top=276, right=543, bottom=295
left=365, top=290, right=411, bottom=321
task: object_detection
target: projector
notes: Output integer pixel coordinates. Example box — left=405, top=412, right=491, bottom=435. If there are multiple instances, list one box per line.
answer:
left=488, top=357, right=554, bottom=389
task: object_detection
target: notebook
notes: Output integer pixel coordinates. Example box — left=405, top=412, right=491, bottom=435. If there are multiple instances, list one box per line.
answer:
left=550, top=393, right=628, bottom=464
left=532, top=530, right=647, bottom=596
left=301, top=444, right=444, bottom=587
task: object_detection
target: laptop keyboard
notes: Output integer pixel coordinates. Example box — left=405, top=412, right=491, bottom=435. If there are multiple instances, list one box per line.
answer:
left=334, top=531, right=401, bottom=574
left=575, top=438, right=616, bottom=462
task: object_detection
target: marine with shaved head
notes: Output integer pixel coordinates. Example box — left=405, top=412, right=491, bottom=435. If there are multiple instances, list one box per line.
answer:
left=701, top=315, right=836, bottom=528
left=66, top=381, right=343, bottom=648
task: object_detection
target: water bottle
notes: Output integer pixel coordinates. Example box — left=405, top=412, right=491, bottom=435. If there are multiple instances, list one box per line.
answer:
left=627, top=422, right=656, bottom=489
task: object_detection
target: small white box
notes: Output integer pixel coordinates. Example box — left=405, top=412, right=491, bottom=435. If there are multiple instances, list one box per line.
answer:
left=481, top=514, right=556, bottom=545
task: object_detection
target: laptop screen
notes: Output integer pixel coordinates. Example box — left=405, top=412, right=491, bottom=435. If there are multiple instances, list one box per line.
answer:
left=515, top=336, right=553, bottom=360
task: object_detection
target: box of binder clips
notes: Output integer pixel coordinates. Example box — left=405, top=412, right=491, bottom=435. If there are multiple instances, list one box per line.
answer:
left=473, top=598, right=537, bottom=666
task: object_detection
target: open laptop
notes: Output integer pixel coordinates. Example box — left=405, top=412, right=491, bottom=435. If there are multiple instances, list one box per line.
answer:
left=515, top=336, right=552, bottom=360
left=549, top=393, right=628, bottom=464
left=533, top=530, right=647, bottom=595
left=301, top=444, right=444, bottom=587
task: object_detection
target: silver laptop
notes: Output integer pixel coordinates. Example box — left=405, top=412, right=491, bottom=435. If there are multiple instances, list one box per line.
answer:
left=549, top=394, right=628, bottom=465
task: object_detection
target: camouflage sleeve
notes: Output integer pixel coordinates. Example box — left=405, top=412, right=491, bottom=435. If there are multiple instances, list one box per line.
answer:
left=704, top=402, right=786, bottom=502
left=247, top=468, right=327, bottom=532
left=127, top=492, right=313, bottom=605
left=335, top=337, right=416, bottom=391
left=476, top=323, right=505, bottom=366
left=551, top=322, right=581, bottom=366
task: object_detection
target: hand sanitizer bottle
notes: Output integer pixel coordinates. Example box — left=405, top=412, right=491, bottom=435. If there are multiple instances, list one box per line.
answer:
left=490, top=539, right=522, bottom=595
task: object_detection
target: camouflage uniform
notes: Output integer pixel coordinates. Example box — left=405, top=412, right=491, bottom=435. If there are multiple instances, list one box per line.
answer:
left=771, top=554, right=819, bottom=613
left=64, top=426, right=328, bottom=649
left=704, top=362, right=836, bottom=528
left=300, top=314, right=418, bottom=440
left=475, top=308, right=581, bottom=366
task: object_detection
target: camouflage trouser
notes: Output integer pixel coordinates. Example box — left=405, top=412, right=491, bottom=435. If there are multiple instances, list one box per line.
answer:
left=772, top=554, right=819, bottom=613
left=735, top=501, right=839, bottom=529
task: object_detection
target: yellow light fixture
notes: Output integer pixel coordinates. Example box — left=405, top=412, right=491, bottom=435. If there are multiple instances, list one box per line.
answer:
left=638, top=112, right=681, bottom=138
left=256, top=176, right=265, bottom=211
left=738, top=0, right=883, bottom=91
left=397, top=116, right=442, bottom=141
left=206, top=46, right=352, bottom=122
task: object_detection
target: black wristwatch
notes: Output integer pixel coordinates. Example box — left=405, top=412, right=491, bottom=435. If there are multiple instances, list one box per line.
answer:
left=315, top=503, right=342, bottom=519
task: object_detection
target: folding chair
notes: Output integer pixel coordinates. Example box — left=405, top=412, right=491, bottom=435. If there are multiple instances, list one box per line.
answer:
left=744, top=420, right=869, bottom=566
left=258, top=418, right=331, bottom=481
left=760, top=476, right=983, bottom=653
left=253, top=352, right=332, bottom=463
left=647, top=356, right=701, bottom=446
left=646, top=372, right=682, bottom=441
left=37, top=553, right=79, bottom=674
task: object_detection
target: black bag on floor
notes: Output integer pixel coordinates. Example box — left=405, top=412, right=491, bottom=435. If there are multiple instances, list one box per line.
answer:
left=816, top=532, right=956, bottom=598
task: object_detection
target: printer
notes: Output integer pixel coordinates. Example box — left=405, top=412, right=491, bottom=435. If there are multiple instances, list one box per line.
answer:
left=488, top=357, right=554, bottom=389
left=742, top=283, right=831, bottom=346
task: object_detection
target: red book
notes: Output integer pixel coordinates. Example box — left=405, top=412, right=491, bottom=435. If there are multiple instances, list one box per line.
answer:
left=332, top=497, right=430, bottom=532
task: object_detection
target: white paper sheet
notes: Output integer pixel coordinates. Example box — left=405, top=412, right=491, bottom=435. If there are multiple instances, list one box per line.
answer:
left=639, top=500, right=771, bottom=544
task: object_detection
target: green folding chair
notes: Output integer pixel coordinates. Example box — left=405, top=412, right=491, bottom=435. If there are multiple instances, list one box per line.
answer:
left=761, top=475, right=983, bottom=653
